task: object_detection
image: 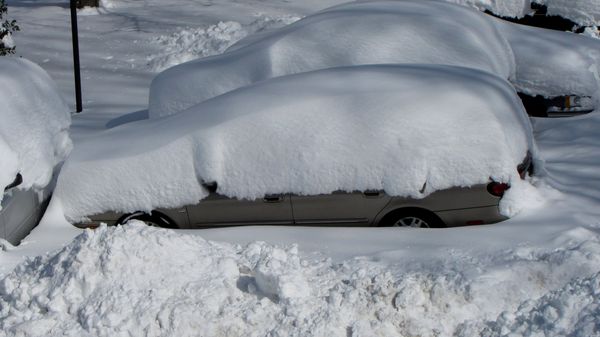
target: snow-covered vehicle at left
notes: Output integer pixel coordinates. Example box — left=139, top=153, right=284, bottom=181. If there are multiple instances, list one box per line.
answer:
left=53, top=64, right=536, bottom=229
left=0, top=58, right=72, bottom=245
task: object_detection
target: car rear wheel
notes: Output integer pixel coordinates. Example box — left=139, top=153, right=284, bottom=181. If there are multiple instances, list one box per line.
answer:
left=380, top=209, right=444, bottom=228
left=116, top=211, right=178, bottom=229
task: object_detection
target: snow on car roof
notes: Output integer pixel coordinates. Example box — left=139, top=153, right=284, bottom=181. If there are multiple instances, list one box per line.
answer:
left=55, top=64, right=534, bottom=221
left=148, top=0, right=516, bottom=118
left=0, top=58, right=71, bottom=204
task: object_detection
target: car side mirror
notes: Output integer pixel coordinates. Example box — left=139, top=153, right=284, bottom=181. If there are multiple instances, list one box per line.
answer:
left=201, top=181, right=218, bottom=193
left=4, top=173, right=23, bottom=192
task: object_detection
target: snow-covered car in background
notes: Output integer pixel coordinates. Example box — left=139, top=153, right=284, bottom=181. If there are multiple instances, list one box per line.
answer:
left=0, top=58, right=72, bottom=245
left=149, top=0, right=600, bottom=120
left=148, top=0, right=516, bottom=118
left=53, top=65, right=536, bottom=229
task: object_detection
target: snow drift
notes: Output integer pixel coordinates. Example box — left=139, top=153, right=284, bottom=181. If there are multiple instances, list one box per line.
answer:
left=149, top=0, right=516, bottom=118
left=1, top=222, right=599, bottom=337
left=55, top=64, right=534, bottom=221
left=0, top=58, right=72, bottom=204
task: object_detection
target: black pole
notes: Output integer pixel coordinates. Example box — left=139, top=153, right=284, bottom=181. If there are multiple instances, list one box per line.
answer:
left=70, top=0, right=83, bottom=113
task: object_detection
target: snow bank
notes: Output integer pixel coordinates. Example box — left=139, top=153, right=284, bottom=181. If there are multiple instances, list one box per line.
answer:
left=149, top=0, right=515, bottom=118
left=497, top=20, right=600, bottom=99
left=55, top=65, right=534, bottom=221
left=148, top=15, right=300, bottom=72
left=0, top=58, right=71, bottom=204
left=449, top=0, right=600, bottom=26
left=1, top=222, right=599, bottom=337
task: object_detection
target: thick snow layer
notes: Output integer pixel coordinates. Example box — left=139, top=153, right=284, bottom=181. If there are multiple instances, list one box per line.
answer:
left=497, top=20, right=600, bottom=99
left=2, top=222, right=600, bottom=337
left=149, top=0, right=516, bottom=118
left=56, top=65, right=534, bottom=221
left=0, top=58, right=72, bottom=204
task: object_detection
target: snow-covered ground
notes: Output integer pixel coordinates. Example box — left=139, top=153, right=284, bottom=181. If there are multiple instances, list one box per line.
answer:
left=1, top=0, right=600, bottom=336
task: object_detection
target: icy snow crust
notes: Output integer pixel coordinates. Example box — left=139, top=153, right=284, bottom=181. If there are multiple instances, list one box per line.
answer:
left=56, top=65, right=533, bottom=221
left=0, top=58, right=71, bottom=204
left=149, top=0, right=516, bottom=118
left=1, top=223, right=599, bottom=337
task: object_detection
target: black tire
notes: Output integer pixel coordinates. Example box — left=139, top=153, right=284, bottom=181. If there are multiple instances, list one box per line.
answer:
left=116, top=211, right=178, bottom=229
left=379, top=208, right=445, bottom=228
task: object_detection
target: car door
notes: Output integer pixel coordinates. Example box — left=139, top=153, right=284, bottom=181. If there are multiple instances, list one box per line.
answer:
left=185, top=193, right=293, bottom=227
left=290, top=190, right=391, bottom=226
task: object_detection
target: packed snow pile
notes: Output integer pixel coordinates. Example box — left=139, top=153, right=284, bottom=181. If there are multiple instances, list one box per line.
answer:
left=148, top=15, right=301, bottom=72
left=55, top=65, right=534, bottom=221
left=149, top=0, right=515, bottom=118
left=0, top=58, right=71, bottom=204
left=1, top=222, right=599, bottom=337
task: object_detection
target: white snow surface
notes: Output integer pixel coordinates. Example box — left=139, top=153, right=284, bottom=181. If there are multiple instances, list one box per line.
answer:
left=56, top=65, right=534, bottom=221
left=3, top=1, right=600, bottom=336
left=148, top=15, right=301, bottom=72
left=0, top=58, right=72, bottom=203
left=2, top=220, right=600, bottom=337
left=149, top=0, right=516, bottom=118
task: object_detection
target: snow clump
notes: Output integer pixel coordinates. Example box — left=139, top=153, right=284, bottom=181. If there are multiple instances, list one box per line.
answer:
left=0, top=58, right=71, bottom=205
left=54, top=65, right=534, bottom=221
left=149, top=0, right=515, bottom=118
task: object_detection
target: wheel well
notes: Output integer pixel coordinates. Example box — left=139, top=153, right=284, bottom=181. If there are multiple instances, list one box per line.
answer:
left=378, top=207, right=445, bottom=228
left=116, top=210, right=178, bottom=228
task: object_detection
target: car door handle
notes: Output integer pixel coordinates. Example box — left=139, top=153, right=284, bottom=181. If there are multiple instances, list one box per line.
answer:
left=263, top=195, right=284, bottom=203
left=363, top=190, right=380, bottom=197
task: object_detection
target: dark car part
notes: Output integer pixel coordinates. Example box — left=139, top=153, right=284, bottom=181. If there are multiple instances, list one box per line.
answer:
left=378, top=208, right=445, bottom=228
left=518, top=93, right=594, bottom=117
left=4, top=173, right=22, bottom=191
left=116, top=211, right=178, bottom=228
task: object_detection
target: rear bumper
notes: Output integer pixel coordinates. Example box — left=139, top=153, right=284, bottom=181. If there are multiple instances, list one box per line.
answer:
left=435, top=205, right=507, bottom=227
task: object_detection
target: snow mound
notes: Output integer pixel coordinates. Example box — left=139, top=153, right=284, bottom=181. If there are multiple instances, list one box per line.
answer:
left=2, top=222, right=600, bottom=337
left=497, top=20, right=600, bottom=100
left=0, top=58, right=72, bottom=204
left=149, top=0, right=515, bottom=118
left=55, top=64, right=534, bottom=221
left=148, top=15, right=301, bottom=72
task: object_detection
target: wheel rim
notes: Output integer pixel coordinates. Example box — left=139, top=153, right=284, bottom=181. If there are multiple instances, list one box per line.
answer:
left=120, top=212, right=161, bottom=227
left=393, top=216, right=430, bottom=228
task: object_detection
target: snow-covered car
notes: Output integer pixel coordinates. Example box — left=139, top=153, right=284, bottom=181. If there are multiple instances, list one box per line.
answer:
left=53, top=64, right=536, bottom=229
left=0, top=58, right=72, bottom=245
left=149, top=0, right=600, bottom=119
left=148, top=0, right=515, bottom=118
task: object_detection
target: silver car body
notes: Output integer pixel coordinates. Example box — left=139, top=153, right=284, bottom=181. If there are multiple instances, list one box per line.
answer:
left=82, top=184, right=506, bottom=228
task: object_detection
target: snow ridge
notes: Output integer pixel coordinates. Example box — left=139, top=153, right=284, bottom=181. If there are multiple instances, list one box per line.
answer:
left=2, top=223, right=600, bottom=337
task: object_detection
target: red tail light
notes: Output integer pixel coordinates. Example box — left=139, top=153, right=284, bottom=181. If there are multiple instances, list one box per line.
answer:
left=487, top=182, right=510, bottom=197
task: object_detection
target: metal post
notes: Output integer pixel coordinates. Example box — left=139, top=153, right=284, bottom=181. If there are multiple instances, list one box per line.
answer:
left=70, top=0, right=82, bottom=112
